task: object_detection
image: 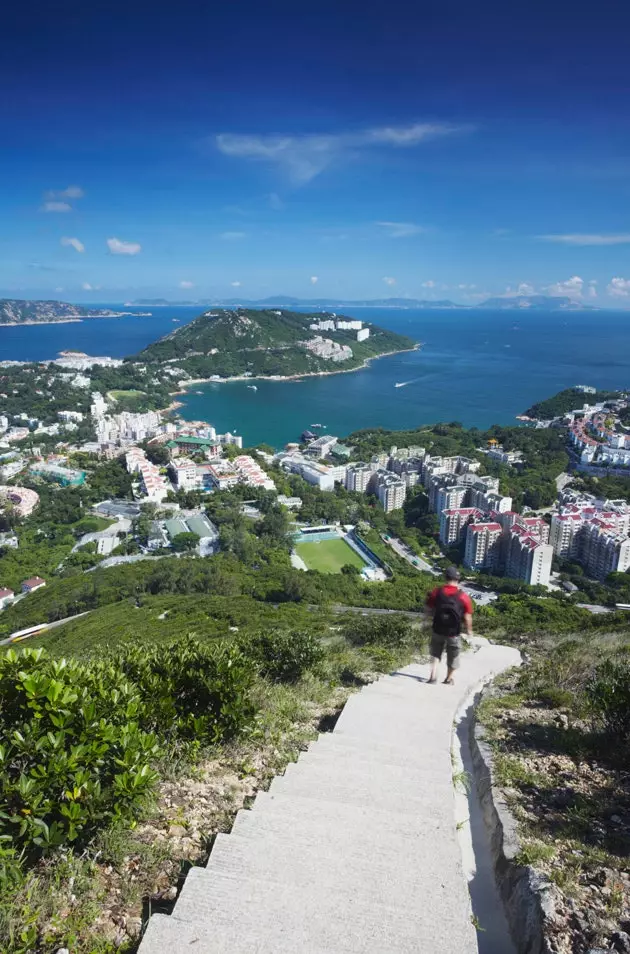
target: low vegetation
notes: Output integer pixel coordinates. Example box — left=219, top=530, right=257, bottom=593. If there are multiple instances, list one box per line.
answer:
left=478, top=630, right=630, bottom=953
left=0, top=611, right=422, bottom=953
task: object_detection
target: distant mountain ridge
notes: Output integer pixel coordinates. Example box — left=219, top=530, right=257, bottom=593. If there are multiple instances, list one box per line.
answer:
left=0, top=298, right=131, bottom=325
left=129, top=296, right=459, bottom=309
left=128, top=294, right=597, bottom=310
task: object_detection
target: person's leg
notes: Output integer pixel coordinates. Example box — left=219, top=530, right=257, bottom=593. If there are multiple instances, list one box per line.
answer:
left=428, top=633, right=443, bottom=682
left=443, top=636, right=461, bottom=685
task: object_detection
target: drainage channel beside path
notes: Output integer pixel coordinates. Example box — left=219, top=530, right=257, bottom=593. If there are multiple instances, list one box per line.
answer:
left=139, top=641, right=521, bottom=954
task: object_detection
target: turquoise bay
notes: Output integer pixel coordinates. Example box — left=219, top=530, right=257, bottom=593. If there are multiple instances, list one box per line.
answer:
left=2, top=306, right=630, bottom=448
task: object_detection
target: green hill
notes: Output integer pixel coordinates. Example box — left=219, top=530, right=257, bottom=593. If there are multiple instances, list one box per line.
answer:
left=132, top=308, right=416, bottom=378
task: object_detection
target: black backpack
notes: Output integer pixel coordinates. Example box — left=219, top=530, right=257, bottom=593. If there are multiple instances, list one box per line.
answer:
left=432, top=588, right=465, bottom=637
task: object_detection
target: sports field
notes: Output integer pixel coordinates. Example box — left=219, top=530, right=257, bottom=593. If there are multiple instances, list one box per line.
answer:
left=294, top=537, right=366, bottom=574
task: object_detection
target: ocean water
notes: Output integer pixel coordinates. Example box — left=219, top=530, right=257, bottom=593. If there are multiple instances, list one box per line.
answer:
left=2, top=305, right=629, bottom=448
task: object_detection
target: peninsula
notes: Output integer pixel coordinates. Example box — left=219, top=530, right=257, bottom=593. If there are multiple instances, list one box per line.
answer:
left=133, top=307, right=417, bottom=379
left=0, top=298, right=149, bottom=325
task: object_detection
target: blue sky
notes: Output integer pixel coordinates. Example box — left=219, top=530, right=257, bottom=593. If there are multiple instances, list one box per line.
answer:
left=2, top=0, right=630, bottom=305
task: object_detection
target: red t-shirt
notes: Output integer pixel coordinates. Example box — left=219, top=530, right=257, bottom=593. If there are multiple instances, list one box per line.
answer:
left=425, top=584, right=473, bottom=615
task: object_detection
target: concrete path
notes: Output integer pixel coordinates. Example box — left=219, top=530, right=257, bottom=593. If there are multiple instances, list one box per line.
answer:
left=139, top=640, right=520, bottom=954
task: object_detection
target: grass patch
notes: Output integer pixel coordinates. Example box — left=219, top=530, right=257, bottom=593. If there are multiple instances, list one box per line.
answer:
left=295, top=537, right=366, bottom=574
left=107, top=389, right=146, bottom=402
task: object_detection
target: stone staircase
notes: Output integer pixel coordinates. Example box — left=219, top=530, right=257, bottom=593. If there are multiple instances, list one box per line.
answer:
left=139, top=642, right=520, bottom=953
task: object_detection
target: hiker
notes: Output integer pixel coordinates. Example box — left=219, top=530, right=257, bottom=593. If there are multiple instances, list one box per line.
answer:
left=424, top=566, right=473, bottom=685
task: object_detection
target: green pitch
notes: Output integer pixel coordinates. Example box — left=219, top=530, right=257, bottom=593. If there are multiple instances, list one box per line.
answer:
left=295, top=537, right=366, bottom=574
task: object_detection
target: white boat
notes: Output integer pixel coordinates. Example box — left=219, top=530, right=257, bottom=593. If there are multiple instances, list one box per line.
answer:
left=172, top=318, right=180, bottom=322
left=311, top=423, right=324, bottom=428
left=247, top=385, right=258, bottom=391
left=394, top=381, right=411, bottom=388
left=195, top=390, right=203, bottom=395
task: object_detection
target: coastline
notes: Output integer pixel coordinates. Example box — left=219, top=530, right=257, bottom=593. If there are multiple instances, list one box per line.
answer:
left=173, top=343, right=422, bottom=394
left=0, top=312, right=151, bottom=327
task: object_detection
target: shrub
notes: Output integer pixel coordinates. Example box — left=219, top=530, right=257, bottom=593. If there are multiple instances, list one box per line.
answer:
left=341, top=614, right=412, bottom=648
left=242, top=629, right=324, bottom=682
left=108, top=635, right=257, bottom=743
left=586, top=658, right=630, bottom=744
left=0, top=638, right=258, bottom=857
left=0, top=648, right=159, bottom=854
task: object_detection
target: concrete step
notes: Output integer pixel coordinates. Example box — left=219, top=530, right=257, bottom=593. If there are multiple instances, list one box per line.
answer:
left=230, top=801, right=453, bottom=847
left=167, top=867, right=477, bottom=954
left=202, top=830, right=467, bottom=905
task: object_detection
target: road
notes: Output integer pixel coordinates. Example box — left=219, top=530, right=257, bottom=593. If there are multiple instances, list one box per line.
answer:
left=0, top=611, right=90, bottom=647
left=381, top=534, right=440, bottom=575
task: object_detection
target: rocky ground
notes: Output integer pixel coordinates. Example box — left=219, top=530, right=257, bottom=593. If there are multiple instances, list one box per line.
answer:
left=480, top=679, right=630, bottom=954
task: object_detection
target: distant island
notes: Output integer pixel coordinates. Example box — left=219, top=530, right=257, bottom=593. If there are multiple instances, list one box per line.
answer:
left=477, top=295, right=595, bottom=311
left=0, top=299, right=150, bottom=325
left=132, top=307, right=417, bottom=380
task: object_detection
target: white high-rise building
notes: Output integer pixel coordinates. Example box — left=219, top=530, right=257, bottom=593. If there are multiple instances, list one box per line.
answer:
left=439, top=508, right=482, bottom=547
left=375, top=472, right=406, bottom=512
left=505, top=525, right=553, bottom=586
left=464, top=521, right=503, bottom=571
left=345, top=463, right=373, bottom=493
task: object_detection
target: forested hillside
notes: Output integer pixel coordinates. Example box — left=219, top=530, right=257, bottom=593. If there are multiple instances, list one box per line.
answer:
left=133, top=308, right=416, bottom=377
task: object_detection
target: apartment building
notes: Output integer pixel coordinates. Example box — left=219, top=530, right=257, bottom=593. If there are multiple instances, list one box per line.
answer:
left=374, top=471, right=406, bottom=512
left=439, top=507, right=482, bottom=547
left=464, top=521, right=503, bottom=571
left=505, top=524, right=553, bottom=586
left=345, top=463, right=373, bottom=493
left=580, top=520, right=630, bottom=580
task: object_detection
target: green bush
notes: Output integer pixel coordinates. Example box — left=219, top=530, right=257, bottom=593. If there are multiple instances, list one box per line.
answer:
left=242, top=629, right=324, bottom=682
left=0, top=638, right=258, bottom=858
left=586, top=658, right=630, bottom=744
left=341, top=614, right=413, bottom=648
left=109, top=636, right=257, bottom=743
left=0, top=648, right=159, bottom=854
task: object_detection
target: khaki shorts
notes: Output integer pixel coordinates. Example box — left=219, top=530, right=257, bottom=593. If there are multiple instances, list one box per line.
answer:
left=430, top=632, right=461, bottom=669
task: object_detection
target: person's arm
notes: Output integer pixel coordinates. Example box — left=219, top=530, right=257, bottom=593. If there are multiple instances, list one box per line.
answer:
left=424, top=588, right=436, bottom=626
left=460, top=592, right=474, bottom=637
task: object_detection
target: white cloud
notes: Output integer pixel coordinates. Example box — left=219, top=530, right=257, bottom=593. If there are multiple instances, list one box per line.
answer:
left=216, top=122, right=468, bottom=185
left=107, top=237, right=142, bottom=256
left=588, top=285, right=598, bottom=298
left=540, top=233, right=630, bottom=246
left=546, top=275, right=584, bottom=299
left=220, top=231, right=247, bottom=240
left=40, top=185, right=85, bottom=213
left=179, top=280, right=194, bottom=289
left=608, top=277, right=630, bottom=298
left=46, top=185, right=84, bottom=200
left=457, top=283, right=478, bottom=291
left=82, top=282, right=93, bottom=291
left=421, top=280, right=435, bottom=288
left=376, top=221, right=425, bottom=239
left=382, top=276, right=397, bottom=286
left=41, top=201, right=72, bottom=213
left=231, top=281, right=241, bottom=287
left=61, top=236, right=85, bottom=253
left=310, top=276, right=319, bottom=284
left=516, top=282, right=535, bottom=296
left=55, top=286, right=64, bottom=293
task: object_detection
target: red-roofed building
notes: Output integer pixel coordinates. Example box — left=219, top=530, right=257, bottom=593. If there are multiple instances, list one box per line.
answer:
left=438, top=507, right=482, bottom=547
left=21, top=577, right=46, bottom=594
left=464, top=522, right=503, bottom=571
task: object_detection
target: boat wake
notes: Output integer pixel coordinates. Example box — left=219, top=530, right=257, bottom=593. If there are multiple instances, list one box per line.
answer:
left=394, top=379, right=417, bottom=389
